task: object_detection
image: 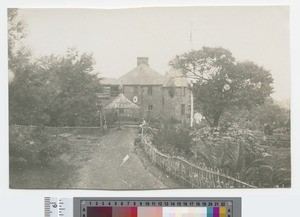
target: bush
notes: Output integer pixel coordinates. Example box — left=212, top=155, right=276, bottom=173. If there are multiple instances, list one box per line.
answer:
left=9, top=125, right=70, bottom=168
left=190, top=124, right=264, bottom=174
left=151, top=120, right=193, bottom=157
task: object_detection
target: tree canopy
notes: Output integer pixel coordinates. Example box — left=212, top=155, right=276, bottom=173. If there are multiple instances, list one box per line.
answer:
left=170, top=47, right=274, bottom=127
left=9, top=48, right=102, bottom=126
left=8, top=8, right=31, bottom=83
left=8, top=9, right=102, bottom=127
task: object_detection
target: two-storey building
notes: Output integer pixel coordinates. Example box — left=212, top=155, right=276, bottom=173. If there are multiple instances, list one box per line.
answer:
left=99, top=57, right=192, bottom=125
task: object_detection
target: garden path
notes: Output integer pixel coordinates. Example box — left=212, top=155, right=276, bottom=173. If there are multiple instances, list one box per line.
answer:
left=73, top=127, right=167, bottom=189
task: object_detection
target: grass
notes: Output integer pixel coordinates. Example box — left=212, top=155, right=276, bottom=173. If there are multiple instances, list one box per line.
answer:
left=9, top=129, right=102, bottom=189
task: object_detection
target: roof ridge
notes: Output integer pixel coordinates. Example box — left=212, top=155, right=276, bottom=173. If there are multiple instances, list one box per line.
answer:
left=118, top=63, right=164, bottom=85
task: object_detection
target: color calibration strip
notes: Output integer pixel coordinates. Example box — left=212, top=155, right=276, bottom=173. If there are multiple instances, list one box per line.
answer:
left=44, top=197, right=241, bottom=217
left=86, top=206, right=227, bottom=217
left=75, top=198, right=240, bottom=217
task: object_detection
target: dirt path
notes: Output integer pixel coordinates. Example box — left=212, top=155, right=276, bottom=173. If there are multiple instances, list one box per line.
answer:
left=72, top=127, right=167, bottom=189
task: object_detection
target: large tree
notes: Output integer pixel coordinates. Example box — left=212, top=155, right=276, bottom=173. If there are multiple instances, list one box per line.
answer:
left=36, top=48, right=102, bottom=126
left=8, top=9, right=41, bottom=124
left=170, top=47, right=273, bottom=127
left=10, top=48, right=102, bottom=126
left=8, top=9, right=31, bottom=73
left=8, top=9, right=102, bottom=126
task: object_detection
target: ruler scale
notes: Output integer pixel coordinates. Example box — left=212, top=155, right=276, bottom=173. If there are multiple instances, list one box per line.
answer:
left=45, top=197, right=241, bottom=217
left=44, top=197, right=51, bottom=217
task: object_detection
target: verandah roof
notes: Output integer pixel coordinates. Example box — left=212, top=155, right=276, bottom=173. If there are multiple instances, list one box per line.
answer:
left=104, top=93, right=140, bottom=110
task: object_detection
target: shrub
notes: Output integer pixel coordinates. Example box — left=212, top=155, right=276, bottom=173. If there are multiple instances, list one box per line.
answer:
left=190, top=124, right=264, bottom=175
left=244, top=159, right=291, bottom=187
left=9, top=125, right=70, bottom=168
left=151, top=120, right=193, bottom=157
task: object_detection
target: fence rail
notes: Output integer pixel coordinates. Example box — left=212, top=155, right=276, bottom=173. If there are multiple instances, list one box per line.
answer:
left=140, top=134, right=256, bottom=189
left=11, top=124, right=102, bottom=136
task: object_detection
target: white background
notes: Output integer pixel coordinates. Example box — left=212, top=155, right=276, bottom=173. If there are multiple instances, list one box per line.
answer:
left=0, top=0, right=299, bottom=216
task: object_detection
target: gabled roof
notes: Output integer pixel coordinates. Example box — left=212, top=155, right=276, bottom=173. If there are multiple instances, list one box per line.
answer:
left=118, top=63, right=164, bottom=85
left=163, top=68, right=189, bottom=87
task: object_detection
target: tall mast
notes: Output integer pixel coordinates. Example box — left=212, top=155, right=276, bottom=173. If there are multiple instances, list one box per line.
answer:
left=189, top=22, right=194, bottom=127
left=190, top=22, right=194, bottom=50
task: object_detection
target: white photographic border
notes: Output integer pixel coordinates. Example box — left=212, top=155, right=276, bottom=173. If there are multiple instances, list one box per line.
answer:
left=0, top=0, right=299, bottom=216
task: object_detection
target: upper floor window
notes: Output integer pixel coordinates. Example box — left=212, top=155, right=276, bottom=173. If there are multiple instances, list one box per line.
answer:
left=148, top=105, right=153, bottom=112
left=147, top=86, right=153, bottom=95
left=181, top=104, right=186, bottom=115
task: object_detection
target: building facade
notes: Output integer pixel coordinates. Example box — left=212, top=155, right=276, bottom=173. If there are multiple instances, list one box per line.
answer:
left=99, top=57, right=192, bottom=124
left=162, top=68, right=192, bottom=125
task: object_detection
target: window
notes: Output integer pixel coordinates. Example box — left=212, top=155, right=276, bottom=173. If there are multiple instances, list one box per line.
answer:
left=111, top=85, right=119, bottom=97
left=119, top=109, right=124, bottom=114
left=181, top=104, right=185, bottom=115
left=168, top=87, right=175, bottom=97
left=147, top=86, right=153, bottom=95
left=148, top=105, right=153, bottom=112
left=133, top=86, right=138, bottom=95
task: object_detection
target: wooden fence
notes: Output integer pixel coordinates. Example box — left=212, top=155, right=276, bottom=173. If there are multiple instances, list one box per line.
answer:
left=11, top=124, right=102, bottom=136
left=140, top=135, right=256, bottom=189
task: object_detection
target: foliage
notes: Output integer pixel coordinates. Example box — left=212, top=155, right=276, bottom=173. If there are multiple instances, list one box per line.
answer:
left=244, top=159, right=273, bottom=187
left=170, top=47, right=274, bottom=127
left=9, top=126, right=70, bottom=167
left=244, top=159, right=291, bottom=187
left=9, top=48, right=102, bottom=126
left=220, top=98, right=290, bottom=132
left=35, top=49, right=102, bottom=126
left=8, top=9, right=102, bottom=127
left=151, top=120, right=193, bottom=157
left=9, top=49, right=101, bottom=126
left=250, top=99, right=290, bottom=131
left=8, top=8, right=28, bottom=68
left=190, top=124, right=264, bottom=175
left=147, top=118, right=290, bottom=187
left=190, top=123, right=290, bottom=187
left=8, top=9, right=45, bottom=125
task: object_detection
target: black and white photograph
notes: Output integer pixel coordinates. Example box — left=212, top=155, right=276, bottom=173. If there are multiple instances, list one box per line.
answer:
left=8, top=6, right=291, bottom=189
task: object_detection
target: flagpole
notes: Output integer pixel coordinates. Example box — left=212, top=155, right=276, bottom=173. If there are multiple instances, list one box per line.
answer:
left=190, top=82, right=194, bottom=128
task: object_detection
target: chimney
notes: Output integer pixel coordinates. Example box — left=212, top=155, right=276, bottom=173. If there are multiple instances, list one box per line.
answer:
left=137, top=57, right=149, bottom=66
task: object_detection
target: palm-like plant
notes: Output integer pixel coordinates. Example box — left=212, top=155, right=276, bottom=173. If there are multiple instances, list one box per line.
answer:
left=191, top=125, right=264, bottom=178
left=244, top=159, right=291, bottom=187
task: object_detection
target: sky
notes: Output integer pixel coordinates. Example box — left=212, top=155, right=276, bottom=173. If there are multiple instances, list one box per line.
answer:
left=18, top=6, right=290, bottom=101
